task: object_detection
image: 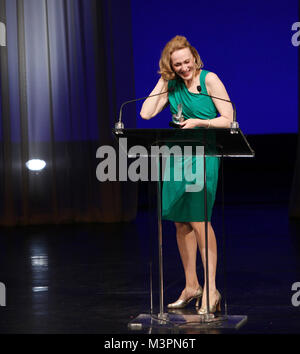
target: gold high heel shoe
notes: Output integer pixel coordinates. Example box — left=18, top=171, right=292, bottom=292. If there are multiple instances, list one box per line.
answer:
left=167, top=287, right=203, bottom=309
left=198, top=290, right=221, bottom=315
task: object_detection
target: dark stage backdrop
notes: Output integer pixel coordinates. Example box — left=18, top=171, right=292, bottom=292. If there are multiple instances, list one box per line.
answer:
left=289, top=4, right=300, bottom=218
left=0, top=0, right=137, bottom=225
left=0, top=0, right=299, bottom=225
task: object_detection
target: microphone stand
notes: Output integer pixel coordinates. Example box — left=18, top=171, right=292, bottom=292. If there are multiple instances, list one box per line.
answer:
left=114, top=90, right=170, bottom=133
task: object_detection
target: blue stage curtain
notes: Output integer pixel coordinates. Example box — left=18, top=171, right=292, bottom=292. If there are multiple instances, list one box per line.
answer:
left=0, top=0, right=137, bottom=225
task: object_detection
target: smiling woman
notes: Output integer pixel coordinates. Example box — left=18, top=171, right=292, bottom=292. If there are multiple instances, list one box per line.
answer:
left=140, top=35, right=235, bottom=314
left=159, top=35, right=203, bottom=81
left=171, top=49, right=197, bottom=81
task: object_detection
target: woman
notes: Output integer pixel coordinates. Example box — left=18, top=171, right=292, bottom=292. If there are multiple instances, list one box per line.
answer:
left=140, top=35, right=233, bottom=314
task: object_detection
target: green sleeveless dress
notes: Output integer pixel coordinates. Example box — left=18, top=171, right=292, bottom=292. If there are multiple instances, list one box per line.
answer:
left=162, top=70, right=220, bottom=222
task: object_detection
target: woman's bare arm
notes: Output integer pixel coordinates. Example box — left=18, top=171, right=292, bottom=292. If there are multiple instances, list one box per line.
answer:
left=180, top=72, right=234, bottom=129
left=140, top=77, right=169, bottom=119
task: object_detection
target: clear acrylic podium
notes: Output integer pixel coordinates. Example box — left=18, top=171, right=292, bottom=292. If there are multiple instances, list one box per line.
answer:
left=113, top=127, right=254, bottom=331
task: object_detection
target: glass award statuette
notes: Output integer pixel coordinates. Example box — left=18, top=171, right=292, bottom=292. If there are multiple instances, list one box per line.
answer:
left=169, top=103, right=183, bottom=128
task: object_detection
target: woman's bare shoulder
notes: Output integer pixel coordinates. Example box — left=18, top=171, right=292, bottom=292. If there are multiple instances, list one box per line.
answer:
left=205, top=72, right=220, bottom=85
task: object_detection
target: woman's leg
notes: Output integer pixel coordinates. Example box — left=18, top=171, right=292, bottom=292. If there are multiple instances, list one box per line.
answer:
left=174, top=222, right=200, bottom=299
left=190, top=221, right=219, bottom=309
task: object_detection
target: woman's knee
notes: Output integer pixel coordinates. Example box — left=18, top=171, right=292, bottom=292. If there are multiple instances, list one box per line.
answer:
left=175, top=222, right=192, bottom=234
left=190, top=221, right=212, bottom=234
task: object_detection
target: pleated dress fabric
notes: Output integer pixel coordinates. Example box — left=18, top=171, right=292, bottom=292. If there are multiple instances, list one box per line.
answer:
left=162, top=70, right=220, bottom=222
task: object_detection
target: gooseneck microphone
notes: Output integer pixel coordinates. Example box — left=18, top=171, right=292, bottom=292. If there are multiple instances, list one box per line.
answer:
left=115, top=88, right=173, bottom=132
left=197, top=85, right=239, bottom=133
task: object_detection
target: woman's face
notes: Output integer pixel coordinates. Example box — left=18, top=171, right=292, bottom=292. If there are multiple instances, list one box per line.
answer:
left=170, top=47, right=196, bottom=81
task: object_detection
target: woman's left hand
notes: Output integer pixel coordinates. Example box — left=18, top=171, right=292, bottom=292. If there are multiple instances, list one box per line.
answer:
left=179, top=119, right=201, bottom=129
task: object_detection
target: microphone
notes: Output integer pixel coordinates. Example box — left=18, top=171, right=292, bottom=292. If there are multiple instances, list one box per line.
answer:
left=197, top=85, right=239, bottom=134
left=115, top=88, right=173, bottom=132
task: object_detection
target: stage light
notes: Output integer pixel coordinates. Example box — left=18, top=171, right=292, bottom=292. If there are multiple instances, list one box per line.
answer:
left=26, top=159, right=46, bottom=172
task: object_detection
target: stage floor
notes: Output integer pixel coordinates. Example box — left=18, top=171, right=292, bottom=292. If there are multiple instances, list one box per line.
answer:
left=0, top=200, right=299, bottom=335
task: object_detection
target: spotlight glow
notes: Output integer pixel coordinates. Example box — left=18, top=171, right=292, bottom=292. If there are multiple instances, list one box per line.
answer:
left=26, top=159, right=46, bottom=172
